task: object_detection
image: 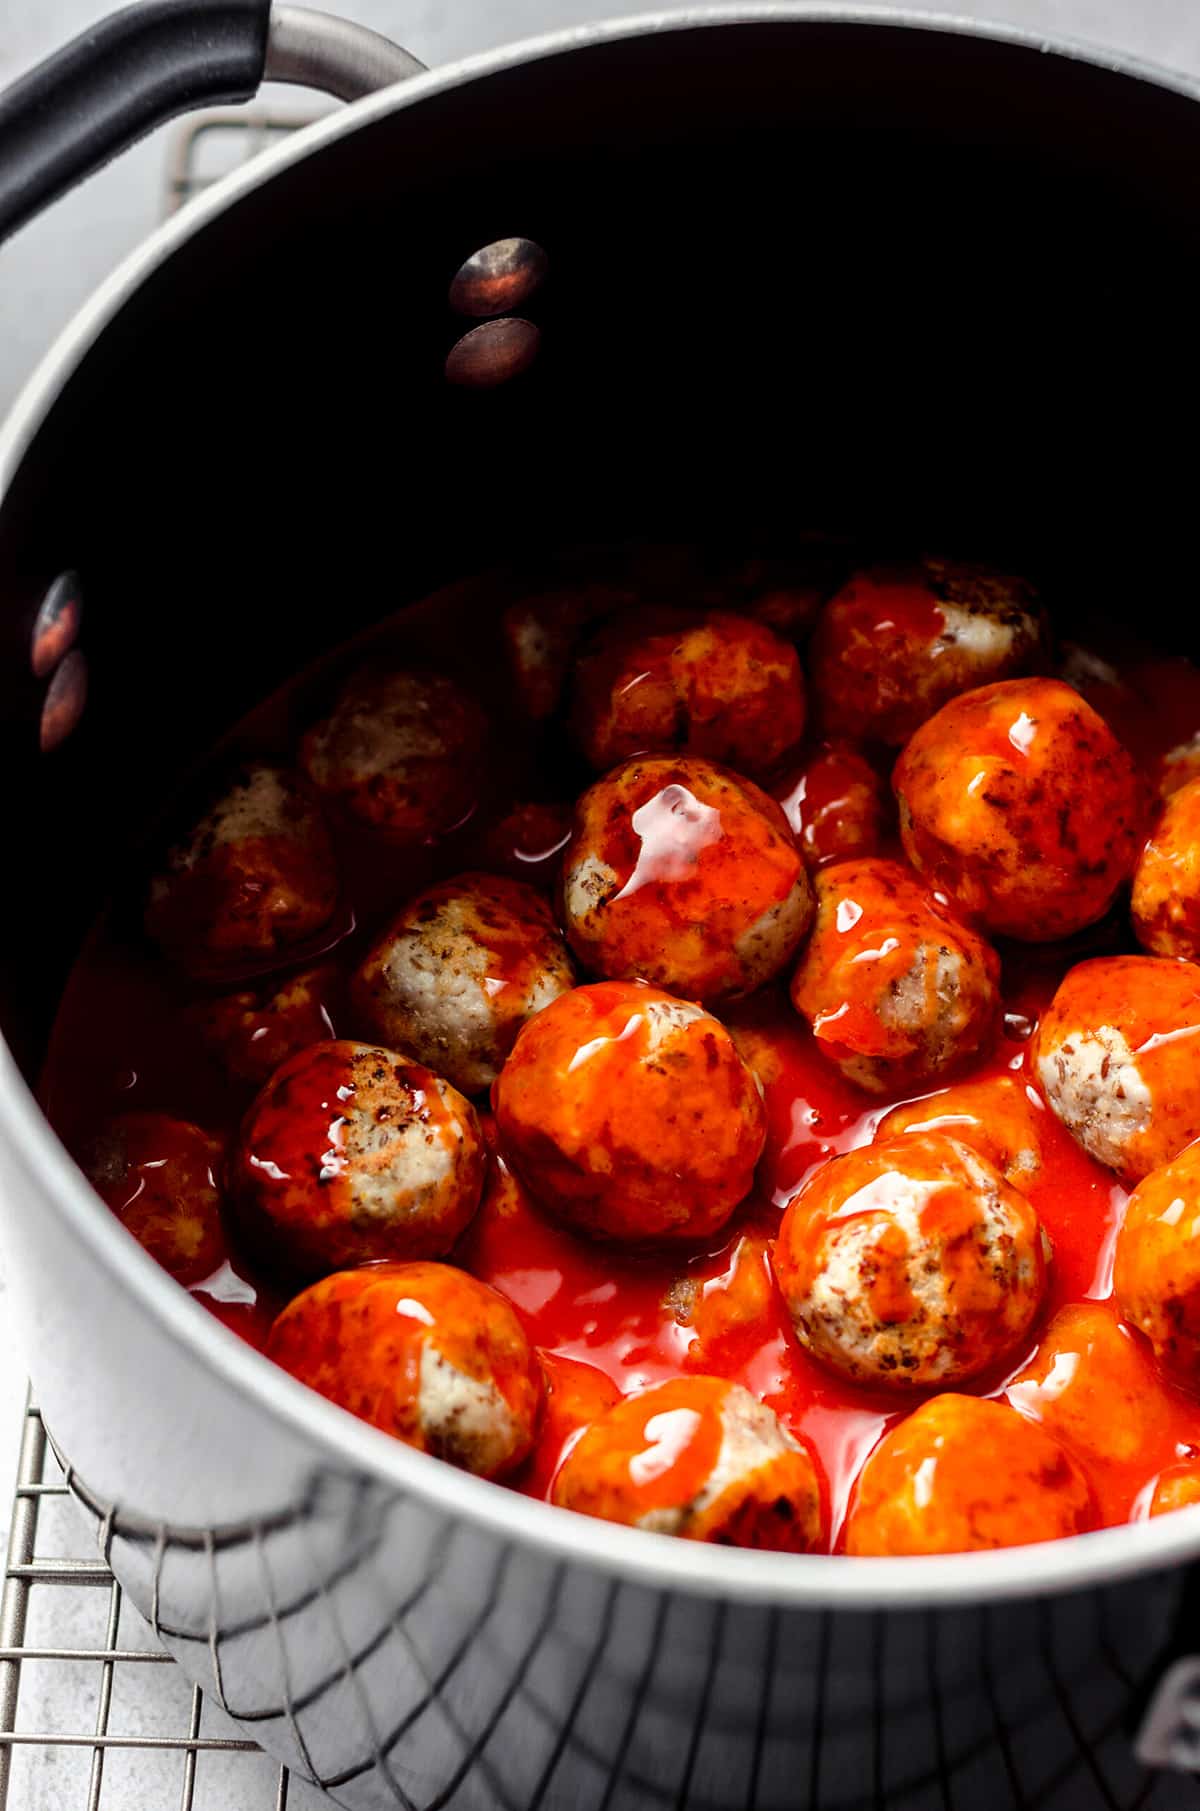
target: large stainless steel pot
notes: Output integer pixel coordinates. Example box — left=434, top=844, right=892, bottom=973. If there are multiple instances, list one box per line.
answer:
left=3, top=6, right=1200, bottom=1804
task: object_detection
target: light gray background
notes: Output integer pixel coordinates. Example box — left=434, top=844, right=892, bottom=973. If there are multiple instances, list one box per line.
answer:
left=0, top=0, right=1199, bottom=1803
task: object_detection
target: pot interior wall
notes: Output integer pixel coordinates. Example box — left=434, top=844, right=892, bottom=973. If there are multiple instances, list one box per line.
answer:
left=2, top=18, right=1198, bottom=1074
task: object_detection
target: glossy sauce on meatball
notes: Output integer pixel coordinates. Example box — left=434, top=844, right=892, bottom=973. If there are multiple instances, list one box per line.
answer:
left=790, top=858, right=1000, bottom=1094
left=894, top=677, right=1145, bottom=940
left=773, top=741, right=887, bottom=870
left=773, top=1132, right=1048, bottom=1390
left=83, top=1112, right=227, bottom=1286
left=268, top=1261, right=542, bottom=1478
left=493, top=980, right=766, bottom=1242
left=562, top=756, right=813, bottom=1005
left=146, top=764, right=337, bottom=976
left=551, top=1376, right=823, bottom=1550
left=1034, top=956, right=1200, bottom=1182
left=810, top=557, right=1046, bottom=745
left=1114, top=1138, right=1200, bottom=1384
left=353, top=872, right=576, bottom=1094
left=232, top=1039, right=484, bottom=1275
left=571, top=609, right=806, bottom=775
left=844, top=1395, right=1094, bottom=1555
left=1132, top=774, right=1200, bottom=959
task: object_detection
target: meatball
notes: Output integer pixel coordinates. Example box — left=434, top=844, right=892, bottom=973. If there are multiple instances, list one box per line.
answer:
left=1007, top=1302, right=1173, bottom=1471
left=571, top=609, right=806, bottom=776
left=502, top=583, right=631, bottom=722
left=773, top=1132, right=1048, bottom=1390
left=301, top=667, right=487, bottom=842
left=493, top=980, right=766, bottom=1242
left=1148, top=1462, right=1200, bottom=1517
left=145, top=764, right=337, bottom=975
left=83, top=1112, right=226, bottom=1285
left=561, top=757, right=814, bottom=1005
left=1114, top=1138, right=1200, bottom=1380
left=477, top=800, right=573, bottom=891
left=231, top=1039, right=484, bottom=1275
left=1033, top=956, right=1200, bottom=1182
left=775, top=741, right=887, bottom=870
left=789, top=858, right=1000, bottom=1095
left=189, top=964, right=337, bottom=1087
left=267, top=1261, right=541, bottom=1478
left=551, top=1376, right=823, bottom=1551
left=894, top=677, right=1145, bottom=941
left=809, top=556, right=1046, bottom=746
left=844, top=1395, right=1094, bottom=1556
left=877, top=1073, right=1045, bottom=1189
left=1132, top=776, right=1200, bottom=959
left=352, top=872, right=576, bottom=1095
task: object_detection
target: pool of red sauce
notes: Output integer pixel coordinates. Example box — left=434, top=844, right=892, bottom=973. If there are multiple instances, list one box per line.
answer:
left=38, top=615, right=1200, bottom=1554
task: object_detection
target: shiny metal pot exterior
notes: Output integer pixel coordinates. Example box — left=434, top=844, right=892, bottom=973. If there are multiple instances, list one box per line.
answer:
left=4, top=10, right=1200, bottom=1804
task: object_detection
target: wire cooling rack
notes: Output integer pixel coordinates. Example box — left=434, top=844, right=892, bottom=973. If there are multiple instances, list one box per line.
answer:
left=0, top=1393, right=322, bottom=1809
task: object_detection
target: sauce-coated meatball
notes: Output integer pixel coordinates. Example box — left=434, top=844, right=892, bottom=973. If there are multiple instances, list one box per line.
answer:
left=493, top=980, right=766, bottom=1242
left=774, top=741, right=887, bottom=870
left=353, top=873, right=576, bottom=1094
left=1132, top=776, right=1200, bottom=959
left=1148, top=1462, right=1200, bottom=1517
left=301, top=667, right=487, bottom=842
left=1034, top=957, right=1200, bottom=1182
left=1007, top=1303, right=1173, bottom=1472
left=844, top=1395, right=1094, bottom=1555
left=1114, top=1139, right=1200, bottom=1381
left=146, top=764, right=337, bottom=975
left=571, top=609, right=806, bottom=776
left=809, top=557, right=1046, bottom=746
left=84, top=1112, right=226, bottom=1285
left=789, top=858, right=1000, bottom=1094
left=877, top=1073, right=1045, bottom=1189
left=268, top=1261, right=541, bottom=1477
left=894, top=677, right=1145, bottom=941
left=774, top=1132, right=1047, bottom=1390
left=232, top=1039, right=484, bottom=1274
left=189, top=964, right=337, bottom=1087
left=551, top=1376, right=823, bottom=1550
left=562, top=757, right=813, bottom=1005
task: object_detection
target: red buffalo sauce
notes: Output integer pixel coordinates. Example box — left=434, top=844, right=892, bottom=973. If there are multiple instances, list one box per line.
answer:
left=38, top=595, right=1200, bottom=1554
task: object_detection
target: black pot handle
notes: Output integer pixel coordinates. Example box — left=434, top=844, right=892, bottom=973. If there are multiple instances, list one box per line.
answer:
left=0, top=2, right=425, bottom=246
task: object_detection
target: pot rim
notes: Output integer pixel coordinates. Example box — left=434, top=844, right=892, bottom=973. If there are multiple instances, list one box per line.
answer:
left=5, top=3, right=1200, bottom=1609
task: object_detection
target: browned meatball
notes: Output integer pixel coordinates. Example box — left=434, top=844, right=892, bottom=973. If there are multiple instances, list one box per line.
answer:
left=844, top=1395, right=1094, bottom=1555
left=145, top=764, right=337, bottom=976
left=561, top=756, right=813, bottom=1005
left=301, top=667, right=487, bottom=842
left=268, top=1261, right=542, bottom=1478
left=789, top=858, right=1000, bottom=1094
left=188, top=963, right=337, bottom=1087
left=84, top=1112, right=227, bottom=1285
left=231, top=1039, right=484, bottom=1275
left=493, top=980, right=766, bottom=1242
left=571, top=609, right=806, bottom=775
left=551, top=1376, right=823, bottom=1550
left=810, top=556, right=1047, bottom=745
left=894, top=677, right=1145, bottom=941
left=352, top=872, right=576, bottom=1094
left=773, top=1132, right=1048, bottom=1389
left=1033, top=956, right=1200, bottom=1183
left=1114, top=1139, right=1200, bottom=1383
left=1132, top=776, right=1200, bottom=959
